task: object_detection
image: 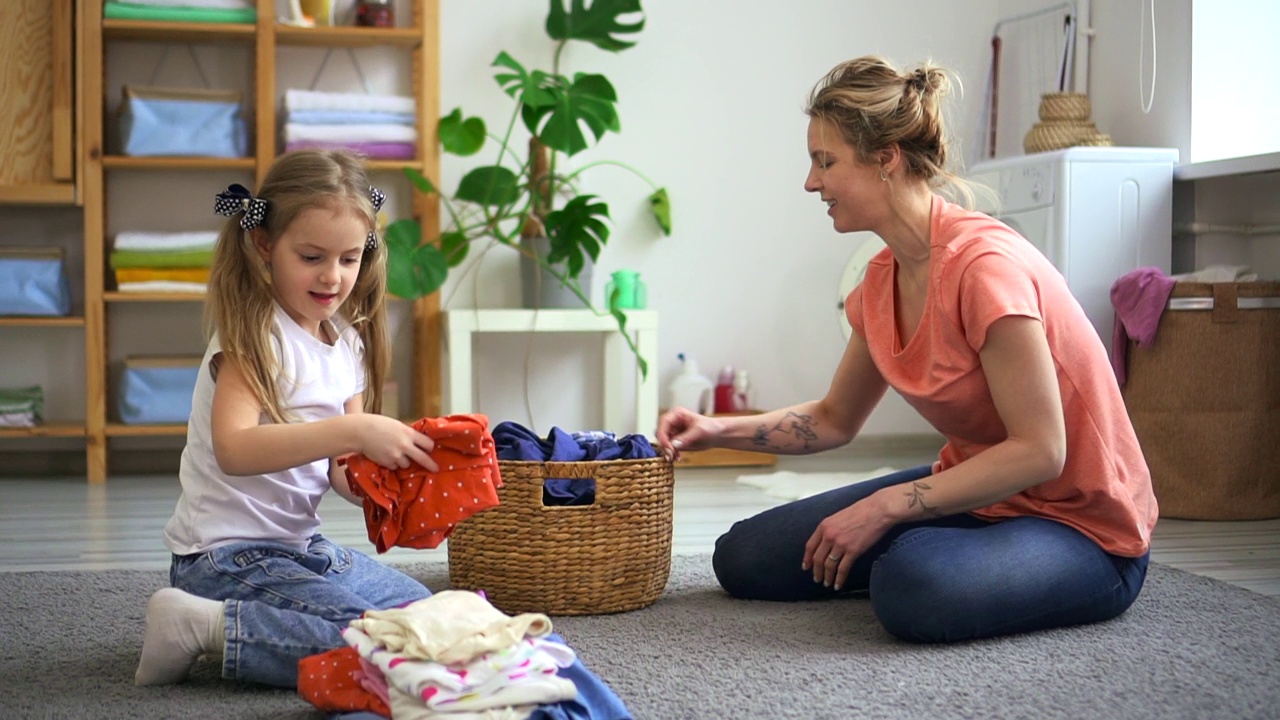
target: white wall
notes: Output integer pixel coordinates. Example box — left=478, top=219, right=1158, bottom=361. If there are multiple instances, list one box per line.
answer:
left=441, top=0, right=998, bottom=437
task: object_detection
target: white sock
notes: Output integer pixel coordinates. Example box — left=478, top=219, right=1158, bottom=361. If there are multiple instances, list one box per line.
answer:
left=134, top=587, right=226, bottom=686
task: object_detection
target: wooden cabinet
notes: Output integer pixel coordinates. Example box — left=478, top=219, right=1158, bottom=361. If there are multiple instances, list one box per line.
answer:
left=0, top=0, right=79, bottom=204
left=69, top=0, right=441, bottom=482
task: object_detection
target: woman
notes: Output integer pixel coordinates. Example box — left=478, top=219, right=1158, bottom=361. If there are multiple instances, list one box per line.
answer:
left=656, top=56, right=1157, bottom=643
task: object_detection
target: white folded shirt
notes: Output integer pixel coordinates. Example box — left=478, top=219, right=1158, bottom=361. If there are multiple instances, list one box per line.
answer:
left=113, top=231, right=219, bottom=252
left=284, top=123, right=418, bottom=144
left=284, top=89, right=416, bottom=115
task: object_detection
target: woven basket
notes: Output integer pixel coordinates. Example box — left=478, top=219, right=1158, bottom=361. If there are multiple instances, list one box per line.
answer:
left=1123, top=282, right=1280, bottom=520
left=1038, top=92, right=1092, bottom=121
left=1024, top=120, right=1096, bottom=154
left=447, top=456, right=675, bottom=615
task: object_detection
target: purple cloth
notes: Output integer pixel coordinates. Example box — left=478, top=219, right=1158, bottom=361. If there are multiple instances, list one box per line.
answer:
left=1109, top=267, right=1176, bottom=385
left=284, top=140, right=417, bottom=160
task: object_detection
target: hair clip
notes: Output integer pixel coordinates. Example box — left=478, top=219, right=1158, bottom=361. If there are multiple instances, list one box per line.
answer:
left=214, top=183, right=269, bottom=231
left=366, top=185, right=386, bottom=252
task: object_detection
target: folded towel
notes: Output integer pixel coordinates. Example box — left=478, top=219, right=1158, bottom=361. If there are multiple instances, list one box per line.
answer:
left=117, top=281, right=207, bottom=294
left=284, top=140, right=416, bottom=160
left=118, top=0, right=251, bottom=8
left=0, top=385, right=43, bottom=416
left=284, top=89, right=415, bottom=115
left=0, top=411, right=39, bottom=428
left=104, top=1, right=256, bottom=22
left=113, top=231, right=219, bottom=253
left=115, top=268, right=211, bottom=284
left=110, top=249, right=213, bottom=269
left=286, top=110, right=416, bottom=126
left=284, top=123, right=417, bottom=144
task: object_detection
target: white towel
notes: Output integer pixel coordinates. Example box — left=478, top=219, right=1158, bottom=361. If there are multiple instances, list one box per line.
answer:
left=284, top=123, right=418, bottom=144
left=284, top=89, right=416, bottom=115
left=113, top=231, right=219, bottom=252
left=116, top=281, right=207, bottom=294
left=735, top=467, right=899, bottom=501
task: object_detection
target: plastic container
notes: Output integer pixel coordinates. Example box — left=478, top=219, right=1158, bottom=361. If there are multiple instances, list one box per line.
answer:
left=605, top=269, right=647, bottom=309
left=713, top=365, right=735, bottom=413
left=668, top=353, right=713, bottom=413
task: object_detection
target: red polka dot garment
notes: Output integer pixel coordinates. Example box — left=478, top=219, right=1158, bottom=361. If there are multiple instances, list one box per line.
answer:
left=344, top=414, right=502, bottom=553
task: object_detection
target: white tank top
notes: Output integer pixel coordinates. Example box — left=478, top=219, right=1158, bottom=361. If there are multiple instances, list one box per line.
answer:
left=163, top=304, right=366, bottom=555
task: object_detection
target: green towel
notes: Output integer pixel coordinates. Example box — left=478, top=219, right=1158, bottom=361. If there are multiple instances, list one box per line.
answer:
left=104, top=2, right=257, bottom=24
left=0, top=385, right=43, bottom=416
left=110, top=249, right=214, bottom=269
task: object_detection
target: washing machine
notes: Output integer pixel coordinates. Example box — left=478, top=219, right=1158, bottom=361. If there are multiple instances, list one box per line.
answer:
left=838, top=146, right=1178, bottom=353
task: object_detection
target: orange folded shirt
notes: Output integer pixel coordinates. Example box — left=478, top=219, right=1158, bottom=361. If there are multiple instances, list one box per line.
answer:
left=298, top=646, right=386, bottom=716
left=344, top=414, right=501, bottom=553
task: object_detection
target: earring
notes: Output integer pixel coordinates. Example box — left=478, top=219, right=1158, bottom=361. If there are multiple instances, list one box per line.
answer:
left=879, top=168, right=889, bottom=182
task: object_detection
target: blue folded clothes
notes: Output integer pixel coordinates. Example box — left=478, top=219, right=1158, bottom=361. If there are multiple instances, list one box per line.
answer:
left=492, top=421, right=656, bottom=505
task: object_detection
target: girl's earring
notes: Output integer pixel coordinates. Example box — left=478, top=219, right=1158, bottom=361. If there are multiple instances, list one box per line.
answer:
left=879, top=168, right=889, bottom=182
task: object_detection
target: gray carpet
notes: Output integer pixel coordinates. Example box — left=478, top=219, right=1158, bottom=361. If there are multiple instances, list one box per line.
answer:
left=6, top=555, right=1280, bottom=720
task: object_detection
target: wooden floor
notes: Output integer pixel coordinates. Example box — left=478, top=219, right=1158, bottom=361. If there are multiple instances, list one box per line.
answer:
left=2, top=453, right=1278, bottom=596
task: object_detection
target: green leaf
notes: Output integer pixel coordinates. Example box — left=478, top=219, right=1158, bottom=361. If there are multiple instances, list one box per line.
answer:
left=456, top=166, right=521, bottom=207
left=649, top=187, right=671, bottom=235
left=438, top=108, right=486, bottom=156
left=440, top=230, right=470, bottom=267
left=402, top=167, right=437, bottom=196
left=534, top=74, right=619, bottom=156
left=493, top=52, right=557, bottom=108
left=384, top=220, right=449, bottom=299
left=543, top=194, right=610, bottom=277
left=546, top=0, right=645, bottom=52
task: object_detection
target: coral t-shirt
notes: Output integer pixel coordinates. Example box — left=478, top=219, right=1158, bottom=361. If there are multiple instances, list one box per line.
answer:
left=846, top=196, right=1157, bottom=556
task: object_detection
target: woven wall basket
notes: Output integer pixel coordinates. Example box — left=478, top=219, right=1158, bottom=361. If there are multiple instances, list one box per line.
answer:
left=448, top=456, right=675, bottom=615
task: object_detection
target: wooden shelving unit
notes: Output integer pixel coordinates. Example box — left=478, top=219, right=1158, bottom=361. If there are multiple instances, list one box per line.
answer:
left=76, top=0, right=441, bottom=483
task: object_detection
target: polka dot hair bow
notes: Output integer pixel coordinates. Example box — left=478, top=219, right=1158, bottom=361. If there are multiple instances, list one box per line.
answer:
left=214, top=183, right=269, bottom=231
left=366, top=185, right=386, bottom=252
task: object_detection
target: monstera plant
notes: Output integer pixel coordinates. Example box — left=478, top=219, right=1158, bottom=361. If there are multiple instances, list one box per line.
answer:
left=385, top=0, right=669, bottom=376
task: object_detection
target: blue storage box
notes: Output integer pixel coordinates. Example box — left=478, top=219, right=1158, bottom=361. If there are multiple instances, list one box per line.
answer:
left=0, top=248, right=72, bottom=316
left=119, top=85, right=247, bottom=158
left=119, top=356, right=201, bottom=424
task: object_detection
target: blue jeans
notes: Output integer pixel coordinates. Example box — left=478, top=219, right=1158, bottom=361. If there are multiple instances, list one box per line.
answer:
left=713, top=465, right=1149, bottom=642
left=170, top=534, right=431, bottom=687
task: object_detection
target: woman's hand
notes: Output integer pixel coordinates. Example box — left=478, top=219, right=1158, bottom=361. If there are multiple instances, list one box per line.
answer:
left=656, top=407, right=724, bottom=462
left=802, top=490, right=896, bottom=591
left=356, top=415, right=439, bottom=472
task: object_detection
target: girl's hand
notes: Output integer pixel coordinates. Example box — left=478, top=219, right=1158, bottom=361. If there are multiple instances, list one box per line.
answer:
left=656, top=407, right=722, bottom=462
left=357, top=415, right=439, bottom=471
left=801, top=491, right=895, bottom=591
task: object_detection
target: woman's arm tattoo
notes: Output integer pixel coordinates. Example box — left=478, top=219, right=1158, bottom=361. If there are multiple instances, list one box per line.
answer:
left=905, top=481, right=945, bottom=518
left=751, top=412, right=819, bottom=450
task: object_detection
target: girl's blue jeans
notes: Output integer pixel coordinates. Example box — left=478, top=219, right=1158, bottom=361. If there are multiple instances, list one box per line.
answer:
left=170, top=534, right=431, bottom=688
left=712, top=464, right=1149, bottom=642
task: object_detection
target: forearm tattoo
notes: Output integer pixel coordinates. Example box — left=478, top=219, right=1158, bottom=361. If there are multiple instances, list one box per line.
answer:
left=905, top=481, right=945, bottom=518
left=751, top=412, right=819, bottom=450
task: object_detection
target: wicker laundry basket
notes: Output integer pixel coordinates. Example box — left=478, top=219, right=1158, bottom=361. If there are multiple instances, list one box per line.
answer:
left=1123, top=282, right=1280, bottom=520
left=447, top=456, right=675, bottom=615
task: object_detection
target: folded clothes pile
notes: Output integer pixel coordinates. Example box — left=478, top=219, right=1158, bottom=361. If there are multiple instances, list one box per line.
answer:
left=110, top=231, right=217, bottom=295
left=0, top=386, right=43, bottom=428
left=283, top=89, right=418, bottom=160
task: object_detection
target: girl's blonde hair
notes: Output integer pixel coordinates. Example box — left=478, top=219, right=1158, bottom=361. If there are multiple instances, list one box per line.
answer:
left=206, top=149, right=389, bottom=422
left=807, top=55, right=976, bottom=207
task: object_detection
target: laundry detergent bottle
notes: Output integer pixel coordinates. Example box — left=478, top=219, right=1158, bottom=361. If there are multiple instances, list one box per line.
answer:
left=667, top=353, right=714, bottom=414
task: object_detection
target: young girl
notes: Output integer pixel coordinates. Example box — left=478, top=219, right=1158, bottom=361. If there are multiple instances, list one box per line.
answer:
left=135, top=149, right=440, bottom=688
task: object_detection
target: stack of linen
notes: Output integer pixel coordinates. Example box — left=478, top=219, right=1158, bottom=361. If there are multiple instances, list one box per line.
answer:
left=104, top=0, right=257, bottom=24
left=299, top=590, right=594, bottom=719
left=110, top=231, right=217, bottom=295
left=283, top=89, right=417, bottom=160
left=0, top=386, right=43, bottom=428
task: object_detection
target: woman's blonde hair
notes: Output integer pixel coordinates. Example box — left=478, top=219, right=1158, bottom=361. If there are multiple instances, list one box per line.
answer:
left=206, top=149, right=389, bottom=423
left=807, top=55, right=976, bottom=207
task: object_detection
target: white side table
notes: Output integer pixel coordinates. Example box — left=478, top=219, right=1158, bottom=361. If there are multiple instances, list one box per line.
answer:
left=443, top=309, right=659, bottom=436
